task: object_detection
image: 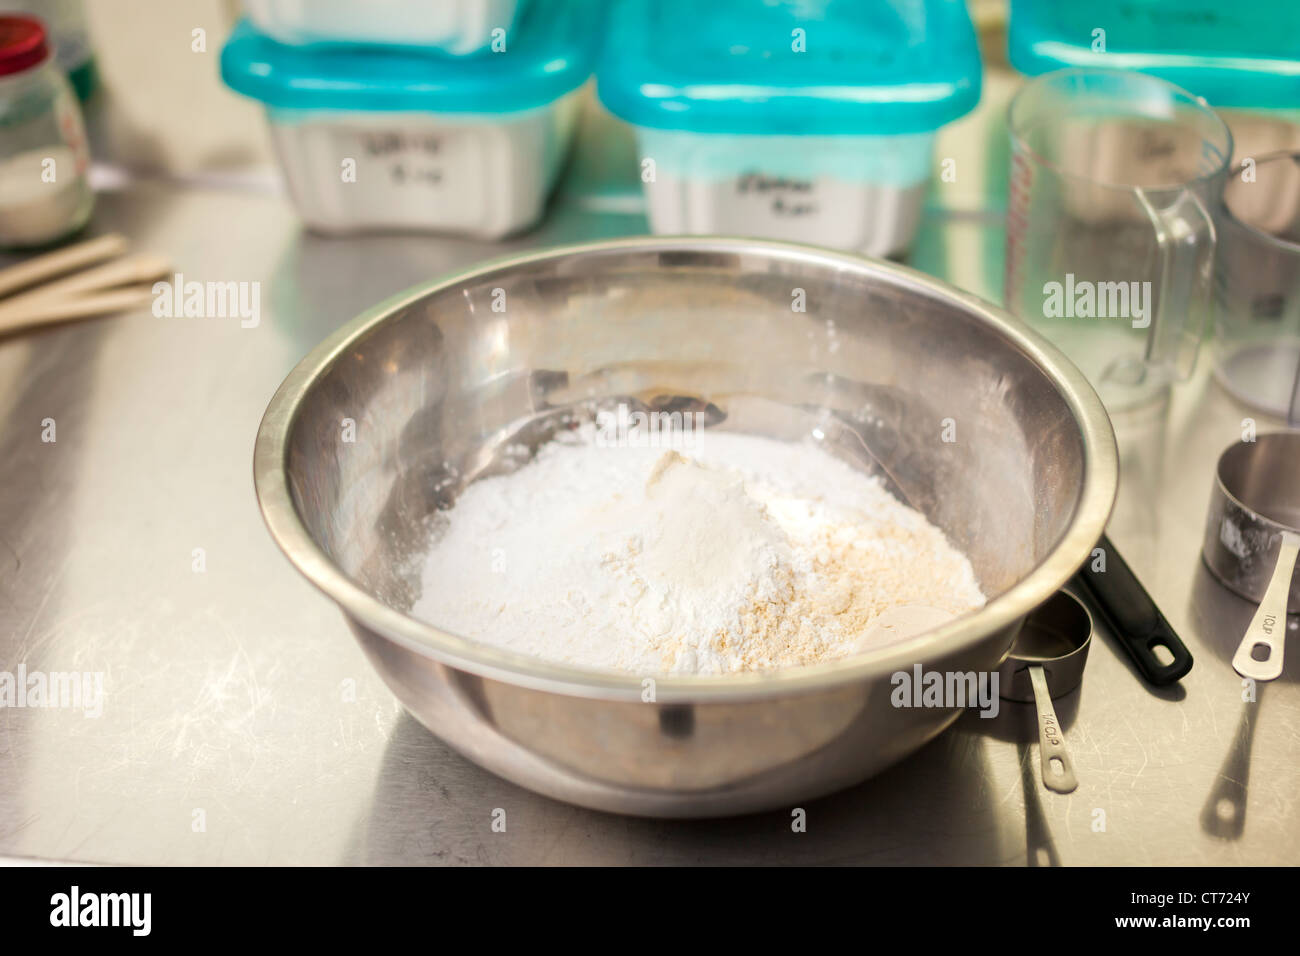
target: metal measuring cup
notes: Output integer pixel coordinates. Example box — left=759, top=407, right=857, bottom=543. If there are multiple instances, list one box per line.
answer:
left=1203, top=431, right=1300, bottom=681
left=999, top=591, right=1093, bottom=794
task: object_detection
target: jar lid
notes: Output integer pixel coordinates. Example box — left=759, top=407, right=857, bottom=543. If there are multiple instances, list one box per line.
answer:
left=0, top=15, right=48, bottom=78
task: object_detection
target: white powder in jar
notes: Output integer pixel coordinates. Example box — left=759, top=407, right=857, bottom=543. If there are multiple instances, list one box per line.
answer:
left=0, top=146, right=91, bottom=247
left=412, top=428, right=986, bottom=676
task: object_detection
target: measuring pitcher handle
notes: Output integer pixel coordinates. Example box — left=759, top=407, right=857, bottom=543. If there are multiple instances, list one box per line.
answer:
left=1136, top=187, right=1217, bottom=382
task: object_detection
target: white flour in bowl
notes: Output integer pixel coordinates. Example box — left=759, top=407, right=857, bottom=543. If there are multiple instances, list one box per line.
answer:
left=412, top=427, right=985, bottom=676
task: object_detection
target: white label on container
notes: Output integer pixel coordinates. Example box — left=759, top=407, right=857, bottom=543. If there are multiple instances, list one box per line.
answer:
left=734, top=173, right=819, bottom=218
left=329, top=123, right=489, bottom=230
left=358, top=129, right=451, bottom=191
left=707, top=174, right=878, bottom=248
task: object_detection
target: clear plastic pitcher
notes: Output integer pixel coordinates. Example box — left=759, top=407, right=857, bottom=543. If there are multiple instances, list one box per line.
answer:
left=1212, top=151, right=1300, bottom=424
left=1005, top=69, right=1233, bottom=411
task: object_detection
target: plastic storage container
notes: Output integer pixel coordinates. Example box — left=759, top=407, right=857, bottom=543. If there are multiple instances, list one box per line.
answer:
left=221, top=1, right=599, bottom=239
left=1009, top=0, right=1300, bottom=107
left=1008, top=0, right=1300, bottom=158
left=596, top=0, right=981, bottom=257
left=243, top=0, right=527, bottom=56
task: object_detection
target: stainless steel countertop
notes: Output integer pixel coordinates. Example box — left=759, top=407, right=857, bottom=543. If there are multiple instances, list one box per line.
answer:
left=2, top=92, right=1297, bottom=866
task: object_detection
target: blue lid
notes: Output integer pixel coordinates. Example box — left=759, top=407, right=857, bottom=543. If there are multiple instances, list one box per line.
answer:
left=1008, top=0, right=1300, bottom=109
left=221, top=0, right=603, bottom=114
left=595, top=0, right=981, bottom=135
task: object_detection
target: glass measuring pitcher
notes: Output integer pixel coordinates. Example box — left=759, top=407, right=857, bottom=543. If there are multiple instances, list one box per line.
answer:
left=1005, top=69, right=1233, bottom=411
left=1213, top=151, right=1300, bottom=424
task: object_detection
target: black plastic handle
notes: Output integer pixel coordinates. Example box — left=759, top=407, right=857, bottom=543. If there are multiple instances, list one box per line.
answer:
left=1071, top=533, right=1193, bottom=686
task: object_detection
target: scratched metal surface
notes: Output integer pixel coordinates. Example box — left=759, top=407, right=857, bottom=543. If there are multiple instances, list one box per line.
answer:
left=1, top=89, right=1297, bottom=866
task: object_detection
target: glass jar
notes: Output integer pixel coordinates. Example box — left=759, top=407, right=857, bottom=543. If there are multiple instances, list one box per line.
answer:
left=0, top=1, right=97, bottom=100
left=0, top=14, right=93, bottom=249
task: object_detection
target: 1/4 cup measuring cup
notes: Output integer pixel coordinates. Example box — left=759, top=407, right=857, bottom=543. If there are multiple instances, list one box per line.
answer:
left=1212, top=151, right=1300, bottom=424
left=1005, top=69, right=1233, bottom=412
left=998, top=590, right=1093, bottom=795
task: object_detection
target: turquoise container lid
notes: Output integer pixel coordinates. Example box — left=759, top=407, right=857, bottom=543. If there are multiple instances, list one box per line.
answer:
left=221, top=0, right=603, bottom=114
left=595, top=0, right=982, bottom=135
left=1008, top=0, right=1300, bottom=109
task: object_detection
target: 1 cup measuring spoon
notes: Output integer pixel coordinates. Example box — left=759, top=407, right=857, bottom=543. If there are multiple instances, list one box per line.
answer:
left=998, top=591, right=1093, bottom=794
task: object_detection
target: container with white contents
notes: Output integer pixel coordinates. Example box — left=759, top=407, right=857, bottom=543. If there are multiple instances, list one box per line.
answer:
left=595, top=0, right=981, bottom=258
left=220, top=0, right=599, bottom=239
left=0, top=14, right=93, bottom=249
left=243, top=0, right=527, bottom=56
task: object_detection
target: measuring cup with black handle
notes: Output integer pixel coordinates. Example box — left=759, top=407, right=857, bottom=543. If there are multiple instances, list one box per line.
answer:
left=1072, top=533, right=1194, bottom=686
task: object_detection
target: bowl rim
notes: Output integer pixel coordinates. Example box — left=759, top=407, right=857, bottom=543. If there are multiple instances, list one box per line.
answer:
left=253, top=235, right=1118, bottom=703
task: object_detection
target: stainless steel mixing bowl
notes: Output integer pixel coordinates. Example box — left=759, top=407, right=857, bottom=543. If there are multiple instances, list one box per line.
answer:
left=254, top=237, right=1117, bottom=817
